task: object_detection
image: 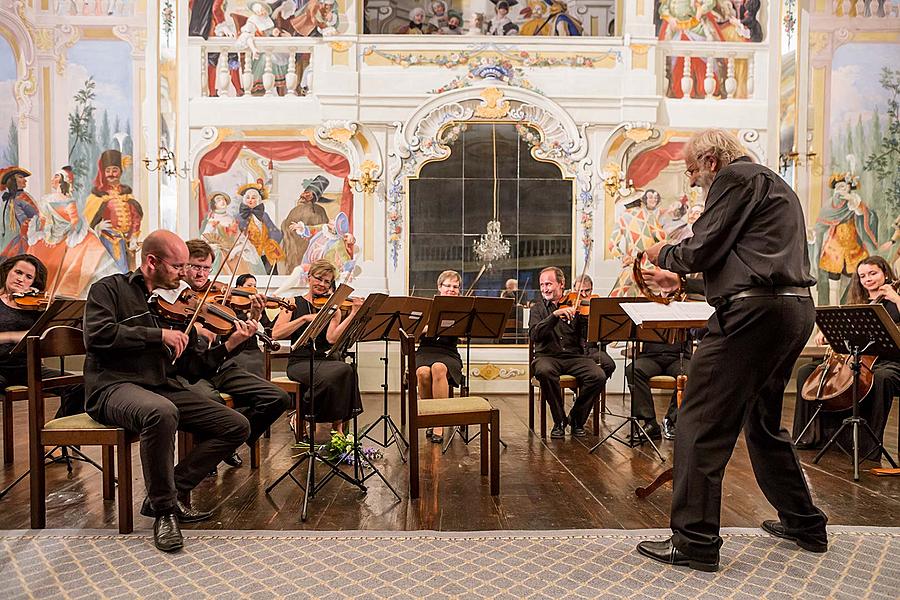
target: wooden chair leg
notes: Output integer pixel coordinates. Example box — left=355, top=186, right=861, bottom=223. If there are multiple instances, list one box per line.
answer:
left=101, top=445, right=115, bottom=500
left=539, top=390, right=547, bottom=439
left=600, top=387, right=607, bottom=418
left=250, top=438, right=261, bottom=469
left=2, top=397, right=13, bottom=465
left=117, top=434, right=133, bottom=534
left=480, top=423, right=488, bottom=476
left=30, top=442, right=46, bottom=529
left=409, top=426, right=419, bottom=500
left=400, top=383, right=407, bottom=428
left=490, top=409, right=500, bottom=496
left=178, top=431, right=193, bottom=463
left=528, top=385, right=535, bottom=432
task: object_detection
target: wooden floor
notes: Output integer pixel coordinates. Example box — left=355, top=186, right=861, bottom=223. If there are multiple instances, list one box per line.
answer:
left=2, top=392, right=899, bottom=532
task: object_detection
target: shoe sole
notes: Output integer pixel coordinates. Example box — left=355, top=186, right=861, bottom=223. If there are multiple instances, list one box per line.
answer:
left=761, top=522, right=827, bottom=553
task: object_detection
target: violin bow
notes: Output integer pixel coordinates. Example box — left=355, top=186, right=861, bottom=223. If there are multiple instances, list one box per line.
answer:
left=465, top=264, right=488, bottom=297
left=516, top=274, right=531, bottom=305
left=222, top=228, right=252, bottom=300
left=45, top=245, right=70, bottom=306
left=263, top=257, right=278, bottom=297
left=572, top=239, right=592, bottom=300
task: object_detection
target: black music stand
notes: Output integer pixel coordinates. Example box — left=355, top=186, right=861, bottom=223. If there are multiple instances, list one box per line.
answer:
left=423, top=295, right=513, bottom=452
left=586, top=297, right=665, bottom=460
left=264, top=284, right=366, bottom=521
left=812, top=305, right=900, bottom=481
left=1, top=298, right=97, bottom=500
left=357, top=296, right=432, bottom=461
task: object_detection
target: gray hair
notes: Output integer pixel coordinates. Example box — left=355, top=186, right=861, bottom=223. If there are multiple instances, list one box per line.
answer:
left=684, top=129, right=747, bottom=169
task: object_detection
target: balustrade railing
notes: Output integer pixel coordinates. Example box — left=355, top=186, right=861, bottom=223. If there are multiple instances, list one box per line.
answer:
left=190, top=38, right=318, bottom=98
left=831, top=0, right=900, bottom=17
left=657, top=41, right=760, bottom=100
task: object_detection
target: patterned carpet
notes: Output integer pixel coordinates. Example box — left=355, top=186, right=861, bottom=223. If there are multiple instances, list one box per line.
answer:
left=1, top=526, right=896, bottom=599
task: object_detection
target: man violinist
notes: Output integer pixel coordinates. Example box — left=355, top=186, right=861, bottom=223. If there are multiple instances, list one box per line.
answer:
left=84, top=230, right=254, bottom=553
left=181, top=239, right=290, bottom=470
left=529, top=267, right=610, bottom=438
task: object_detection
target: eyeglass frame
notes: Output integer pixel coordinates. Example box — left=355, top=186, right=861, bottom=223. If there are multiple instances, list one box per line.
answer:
left=148, top=254, right=186, bottom=272
left=684, top=153, right=715, bottom=178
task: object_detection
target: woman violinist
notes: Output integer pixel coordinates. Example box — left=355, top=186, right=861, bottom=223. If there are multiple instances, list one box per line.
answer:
left=415, top=269, right=465, bottom=443
left=272, top=259, right=363, bottom=435
left=0, top=254, right=83, bottom=417
left=793, top=256, right=900, bottom=458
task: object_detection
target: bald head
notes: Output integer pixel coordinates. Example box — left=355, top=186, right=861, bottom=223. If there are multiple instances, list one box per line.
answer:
left=141, top=230, right=188, bottom=290
left=142, top=230, right=187, bottom=265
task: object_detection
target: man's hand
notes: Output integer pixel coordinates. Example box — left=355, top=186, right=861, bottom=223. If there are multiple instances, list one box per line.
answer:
left=552, top=305, right=577, bottom=323
left=194, top=323, right=217, bottom=345
left=225, top=319, right=258, bottom=352
left=642, top=268, right=681, bottom=293
left=247, top=294, right=265, bottom=322
left=161, top=329, right=189, bottom=359
left=644, top=241, right=668, bottom=266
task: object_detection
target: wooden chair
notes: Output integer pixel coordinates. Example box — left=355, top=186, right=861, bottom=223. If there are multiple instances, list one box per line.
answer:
left=264, top=345, right=304, bottom=442
left=28, top=326, right=137, bottom=534
left=2, top=385, right=28, bottom=464
left=527, top=338, right=605, bottom=439
left=400, top=330, right=499, bottom=499
left=635, top=373, right=687, bottom=499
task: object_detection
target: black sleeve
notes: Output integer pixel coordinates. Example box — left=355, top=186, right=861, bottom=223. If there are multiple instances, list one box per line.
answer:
left=83, top=279, right=163, bottom=352
left=659, top=173, right=756, bottom=274
left=528, top=301, right=559, bottom=343
left=685, top=276, right=705, bottom=296
left=175, top=329, right=234, bottom=383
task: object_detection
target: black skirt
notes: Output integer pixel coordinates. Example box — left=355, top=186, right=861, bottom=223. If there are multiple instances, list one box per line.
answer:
left=415, top=341, right=463, bottom=388
left=286, top=358, right=363, bottom=424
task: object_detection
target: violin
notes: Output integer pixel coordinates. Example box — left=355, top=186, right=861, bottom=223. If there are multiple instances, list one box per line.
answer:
left=10, top=289, right=52, bottom=311
left=204, top=281, right=295, bottom=311
left=557, top=290, right=600, bottom=317
left=310, top=294, right=357, bottom=316
left=150, top=288, right=281, bottom=351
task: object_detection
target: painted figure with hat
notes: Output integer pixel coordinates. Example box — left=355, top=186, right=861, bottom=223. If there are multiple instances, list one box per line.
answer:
left=441, top=9, right=464, bottom=33
left=487, top=0, right=519, bottom=35
left=428, top=0, right=449, bottom=32
left=297, top=211, right=356, bottom=279
left=396, top=7, right=433, bottom=33
left=27, top=166, right=119, bottom=297
left=519, top=0, right=582, bottom=36
left=0, top=166, right=39, bottom=257
left=235, top=178, right=284, bottom=274
left=281, top=174, right=330, bottom=273
left=814, top=160, right=879, bottom=305
left=85, top=149, right=143, bottom=273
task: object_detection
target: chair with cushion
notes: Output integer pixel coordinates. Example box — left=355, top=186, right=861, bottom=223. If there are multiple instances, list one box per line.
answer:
left=527, top=338, right=605, bottom=439
left=2, top=385, right=28, bottom=465
left=28, top=326, right=137, bottom=534
left=400, top=330, right=499, bottom=499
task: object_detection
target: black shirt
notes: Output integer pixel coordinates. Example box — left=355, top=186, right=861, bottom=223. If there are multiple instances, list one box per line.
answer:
left=529, top=297, right=587, bottom=357
left=658, top=157, right=815, bottom=306
left=83, top=271, right=233, bottom=414
left=0, top=300, right=39, bottom=368
left=287, top=297, right=336, bottom=361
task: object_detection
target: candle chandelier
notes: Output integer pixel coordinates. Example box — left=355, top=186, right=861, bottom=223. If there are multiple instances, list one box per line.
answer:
left=473, top=124, right=510, bottom=268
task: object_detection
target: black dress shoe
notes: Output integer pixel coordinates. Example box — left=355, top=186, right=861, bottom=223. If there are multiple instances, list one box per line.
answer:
left=571, top=424, right=587, bottom=437
left=223, top=452, right=243, bottom=467
left=550, top=423, right=566, bottom=439
left=153, top=513, right=184, bottom=552
left=636, top=538, right=719, bottom=572
left=141, top=497, right=212, bottom=523
left=642, top=421, right=662, bottom=440
left=761, top=520, right=827, bottom=553
left=662, top=418, right=676, bottom=440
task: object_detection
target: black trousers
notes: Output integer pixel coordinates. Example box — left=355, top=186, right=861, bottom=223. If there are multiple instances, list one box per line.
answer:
left=532, top=355, right=607, bottom=427
left=0, top=364, right=84, bottom=418
left=91, top=381, right=250, bottom=512
left=671, top=296, right=827, bottom=561
left=626, top=353, right=685, bottom=423
left=184, top=366, right=291, bottom=443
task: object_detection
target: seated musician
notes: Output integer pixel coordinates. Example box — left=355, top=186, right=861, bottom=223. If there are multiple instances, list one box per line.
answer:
left=0, top=254, right=83, bottom=417
left=235, top=273, right=275, bottom=332
left=530, top=266, right=609, bottom=438
left=415, top=270, right=464, bottom=443
left=793, top=256, right=900, bottom=457
left=181, top=240, right=290, bottom=469
left=499, top=278, right=518, bottom=300
left=84, top=230, right=254, bottom=552
left=571, top=274, right=616, bottom=378
left=272, top=259, right=363, bottom=436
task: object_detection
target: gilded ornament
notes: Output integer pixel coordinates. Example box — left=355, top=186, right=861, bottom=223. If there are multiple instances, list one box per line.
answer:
left=474, top=87, right=510, bottom=119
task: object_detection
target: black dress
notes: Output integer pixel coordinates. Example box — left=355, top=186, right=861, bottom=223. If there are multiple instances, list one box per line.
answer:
left=415, top=335, right=463, bottom=387
left=285, top=297, right=363, bottom=423
left=792, top=300, right=900, bottom=459
left=0, top=300, right=84, bottom=417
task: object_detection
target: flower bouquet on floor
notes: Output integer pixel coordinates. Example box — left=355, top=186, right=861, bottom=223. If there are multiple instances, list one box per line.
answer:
left=292, top=430, right=383, bottom=466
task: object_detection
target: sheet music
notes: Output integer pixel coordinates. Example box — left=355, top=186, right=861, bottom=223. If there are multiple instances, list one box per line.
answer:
left=620, top=301, right=714, bottom=326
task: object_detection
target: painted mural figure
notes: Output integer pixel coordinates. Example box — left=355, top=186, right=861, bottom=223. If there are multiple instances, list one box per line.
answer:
left=486, top=0, right=519, bottom=35
left=295, top=212, right=356, bottom=279
left=608, top=189, right=668, bottom=296
left=519, top=0, right=582, bottom=36
left=235, top=180, right=284, bottom=274
left=85, top=149, right=144, bottom=273
left=428, top=0, right=449, bottom=31
left=27, top=166, right=119, bottom=297
left=0, top=167, right=39, bottom=258
left=281, top=175, right=329, bottom=273
left=396, top=7, right=433, bottom=34
left=442, top=9, right=464, bottom=34
left=189, top=0, right=245, bottom=97
left=199, top=191, right=260, bottom=274
left=232, top=2, right=291, bottom=95
left=658, top=0, right=721, bottom=98
left=814, top=171, right=879, bottom=305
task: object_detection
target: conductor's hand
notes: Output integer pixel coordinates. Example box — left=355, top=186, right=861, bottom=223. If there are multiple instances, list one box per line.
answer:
left=225, top=319, right=257, bottom=352
left=161, top=329, right=189, bottom=360
left=553, top=305, right=577, bottom=323
left=644, top=241, right=667, bottom=266
left=642, top=268, right=681, bottom=293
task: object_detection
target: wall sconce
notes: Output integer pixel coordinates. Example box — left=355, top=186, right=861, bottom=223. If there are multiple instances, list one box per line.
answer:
left=602, top=163, right=634, bottom=198
left=779, top=150, right=818, bottom=175
left=349, top=160, right=380, bottom=194
left=143, top=146, right=190, bottom=179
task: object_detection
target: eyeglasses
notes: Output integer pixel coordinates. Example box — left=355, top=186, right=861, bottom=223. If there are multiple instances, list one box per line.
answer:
left=187, top=264, right=212, bottom=273
left=309, top=273, right=334, bottom=286
left=684, top=154, right=713, bottom=177
left=151, top=255, right=186, bottom=272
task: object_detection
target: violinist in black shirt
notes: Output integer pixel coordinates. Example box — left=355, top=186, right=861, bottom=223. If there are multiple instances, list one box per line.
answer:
left=84, top=230, right=255, bottom=553
left=639, top=129, right=828, bottom=572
